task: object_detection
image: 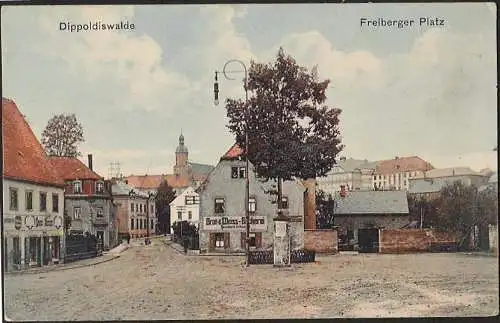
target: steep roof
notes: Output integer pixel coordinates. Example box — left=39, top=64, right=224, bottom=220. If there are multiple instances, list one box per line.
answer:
left=220, top=143, right=244, bottom=160
left=169, top=186, right=198, bottom=206
left=334, top=190, right=409, bottom=215
left=2, top=98, right=64, bottom=187
left=111, top=180, right=149, bottom=198
left=189, top=162, right=215, bottom=175
left=50, top=156, right=102, bottom=180
left=376, top=156, right=432, bottom=175
left=124, top=175, right=164, bottom=189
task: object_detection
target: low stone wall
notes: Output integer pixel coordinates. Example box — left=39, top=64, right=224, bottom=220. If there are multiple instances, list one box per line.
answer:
left=304, top=229, right=338, bottom=254
left=379, top=229, right=456, bottom=254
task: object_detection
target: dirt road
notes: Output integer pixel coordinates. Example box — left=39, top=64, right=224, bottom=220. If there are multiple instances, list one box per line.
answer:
left=4, top=239, right=498, bottom=320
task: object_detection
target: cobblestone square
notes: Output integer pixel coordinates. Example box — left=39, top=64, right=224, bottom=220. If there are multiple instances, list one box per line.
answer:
left=4, top=239, right=499, bottom=320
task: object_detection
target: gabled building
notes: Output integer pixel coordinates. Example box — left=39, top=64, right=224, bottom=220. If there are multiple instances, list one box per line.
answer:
left=124, top=133, right=214, bottom=195
left=111, top=180, right=156, bottom=240
left=50, top=154, right=116, bottom=249
left=2, top=98, right=65, bottom=271
left=197, top=144, right=305, bottom=253
left=170, top=186, right=200, bottom=231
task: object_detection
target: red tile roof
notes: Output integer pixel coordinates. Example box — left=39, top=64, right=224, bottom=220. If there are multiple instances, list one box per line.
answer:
left=2, top=98, right=64, bottom=187
left=376, top=156, right=433, bottom=175
left=124, top=175, right=164, bottom=189
left=221, top=143, right=244, bottom=160
left=49, top=156, right=103, bottom=180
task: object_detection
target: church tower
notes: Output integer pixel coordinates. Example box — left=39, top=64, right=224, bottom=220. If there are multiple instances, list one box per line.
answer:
left=174, top=132, right=189, bottom=175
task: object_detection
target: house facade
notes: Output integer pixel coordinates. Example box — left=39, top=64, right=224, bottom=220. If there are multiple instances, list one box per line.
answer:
left=373, top=156, right=433, bottom=191
left=197, top=144, right=305, bottom=253
left=408, top=167, right=491, bottom=199
left=2, top=98, right=66, bottom=271
left=170, top=186, right=200, bottom=229
left=316, top=157, right=379, bottom=195
left=112, top=180, right=156, bottom=240
left=50, top=155, right=117, bottom=250
left=333, top=189, right=410, bottom=246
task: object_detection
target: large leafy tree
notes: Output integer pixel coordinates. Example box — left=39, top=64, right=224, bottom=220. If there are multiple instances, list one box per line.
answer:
left=225, top=48, right=343, bottom=208
left=155, top=180, right=176, bottom=234
left=41, top=113, right=84, bottom=157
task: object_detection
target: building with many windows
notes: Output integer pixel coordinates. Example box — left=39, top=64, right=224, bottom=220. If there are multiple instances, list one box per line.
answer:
left=373, top=156, right=433, bottom=191
left=2, top=98, right=65, bottom=271
left=50, top=154, right=117, bottom=250
left=317, top=157, right=379, bottom=195
left=111, top=180, right=156, bottom=240
left=169, top=186, right=200, bottom=231
left=197, top=144, right=305, bottom=253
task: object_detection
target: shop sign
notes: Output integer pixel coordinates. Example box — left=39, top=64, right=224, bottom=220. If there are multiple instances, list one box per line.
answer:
left=54, top=216, right=63, bottom=229
left=203, top=216, right=267, bottom=231
left=25, top=215, right=35, bottom=229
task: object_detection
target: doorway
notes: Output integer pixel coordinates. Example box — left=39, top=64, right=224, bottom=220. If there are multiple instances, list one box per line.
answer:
left=358, top=228, right=380, bottom=253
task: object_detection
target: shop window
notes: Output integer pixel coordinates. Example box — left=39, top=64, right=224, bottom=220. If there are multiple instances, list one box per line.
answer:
left=249, top=233, right=256, bottom=247
left=215, top=233, right=225, bottom=248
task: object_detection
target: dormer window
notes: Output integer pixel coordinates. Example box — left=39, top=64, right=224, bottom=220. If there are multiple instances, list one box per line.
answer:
left=96, top=181, right=104, bottom=193
left=73, top=181, right=82, bottom=194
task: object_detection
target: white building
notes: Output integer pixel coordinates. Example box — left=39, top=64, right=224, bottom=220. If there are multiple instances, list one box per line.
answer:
left=169, top=186, right=200, bottom=229
left=373, top=156, right=433, bottom=191
left=2, top=98, right=65, bottom=271
left=317, top=157, right=379, bottom=196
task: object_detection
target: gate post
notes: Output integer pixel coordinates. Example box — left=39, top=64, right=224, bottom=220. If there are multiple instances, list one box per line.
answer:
left=273, top=211, right=291, bottom=267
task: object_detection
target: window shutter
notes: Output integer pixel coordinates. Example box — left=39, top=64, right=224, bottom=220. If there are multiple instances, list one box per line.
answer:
left=241, top=232, right=246, bottom=249
left=224, top=233, right=230, bottom=249
left=256, top=233, right=262, bottom=248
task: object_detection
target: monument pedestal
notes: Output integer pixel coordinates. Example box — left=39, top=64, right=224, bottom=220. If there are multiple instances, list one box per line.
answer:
left=273, top=212, right=291, bottom=267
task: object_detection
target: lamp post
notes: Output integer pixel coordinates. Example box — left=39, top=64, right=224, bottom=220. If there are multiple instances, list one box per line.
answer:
left=214, top=59, right=250, bottom=267
left=145, top=191, right=155, bottom=244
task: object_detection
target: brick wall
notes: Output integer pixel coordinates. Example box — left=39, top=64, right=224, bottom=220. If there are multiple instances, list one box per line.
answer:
left=304, top=229, right=338, bottom=253
left=379, top=229, right=456, bottom=254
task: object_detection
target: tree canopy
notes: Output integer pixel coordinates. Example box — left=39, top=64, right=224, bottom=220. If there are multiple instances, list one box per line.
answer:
left=41, top=113, right=84, bottom=157
left=155, top=180, right=176, bottom=234
left=225, top=48, right=343, bottom=208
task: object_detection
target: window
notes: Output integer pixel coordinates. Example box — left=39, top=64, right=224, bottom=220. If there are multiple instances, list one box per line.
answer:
left=231, top=166, right=246, bottom=179
left=215, top=233, right=225, bottom=248
left=40, top=192, right=47, bottom=212
left=131, top=218, right=135, bottom=230
left=188, top=211, right=192, bottom=220
left=140, top=204, right=143, bottom=213
left=214, top=198, right=225, bottom=214
left=177, top=211, right=182, bottom=220
left=52, top=194, right=59, bottom=212
left=185, top=196, right=198, bottom=205
left=9, top=188, right=18, bottom=210
left=151, top=219, right=154, bottom=229
left=136, top=204, right=139, bottom=212
left=139, top=219, right=143, bottom=229
left=73, top=181, right=82, bottom=194
left=281, top=196, right=289, bottom=209
left=25, top=191, right=33, bottom=211
left=96, top=207, right=104, bottom=218
left=73, top=207, right=82, bottom=219
left=249, top=197, right=256, bottom=213
left=151, top=204, right=154, bottom=214
left=96, top=181, right=104, bottom=193
left=131, top=203, right=134, bottom=212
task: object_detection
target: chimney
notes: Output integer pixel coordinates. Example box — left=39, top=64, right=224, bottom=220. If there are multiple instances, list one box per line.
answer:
left=88, top=154, right=93, bottom=171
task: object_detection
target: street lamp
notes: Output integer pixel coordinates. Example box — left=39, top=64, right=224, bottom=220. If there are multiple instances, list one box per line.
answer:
left=214, top=59, right=251, bottom=267
left=145, top=191, right=156, bottom=244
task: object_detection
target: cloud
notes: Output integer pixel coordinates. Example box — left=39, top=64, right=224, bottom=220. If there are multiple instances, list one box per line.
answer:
left=34, top=5, right=192, bottom=113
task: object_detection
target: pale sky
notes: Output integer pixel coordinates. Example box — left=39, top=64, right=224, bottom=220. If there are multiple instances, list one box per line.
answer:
left=1, top=3, right=497, bottom=178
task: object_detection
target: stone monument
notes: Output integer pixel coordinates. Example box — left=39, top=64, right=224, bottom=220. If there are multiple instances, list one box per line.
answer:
left=273, top=210, right=291, bottom=267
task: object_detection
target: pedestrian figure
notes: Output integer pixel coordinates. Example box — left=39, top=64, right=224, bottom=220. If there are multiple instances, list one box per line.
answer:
left=127, top=234, right=130, bottom=244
